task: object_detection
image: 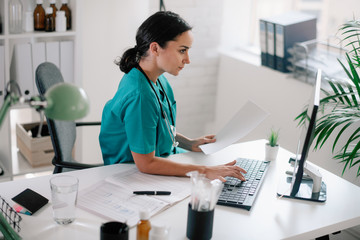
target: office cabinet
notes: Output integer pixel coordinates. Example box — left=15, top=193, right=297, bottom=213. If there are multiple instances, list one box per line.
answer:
left=0, top=0, right=81, bottom=181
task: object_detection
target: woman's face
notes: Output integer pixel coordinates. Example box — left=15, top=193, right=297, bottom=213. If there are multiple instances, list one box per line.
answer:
left=157, top=30, right=193, bottom=76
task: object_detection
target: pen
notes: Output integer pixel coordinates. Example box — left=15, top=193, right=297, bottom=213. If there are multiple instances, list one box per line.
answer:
left=133, top=191, right=171, bottom=195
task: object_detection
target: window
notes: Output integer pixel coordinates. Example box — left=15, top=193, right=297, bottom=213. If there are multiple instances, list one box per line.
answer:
left=221, top=0, right=360, bottom=51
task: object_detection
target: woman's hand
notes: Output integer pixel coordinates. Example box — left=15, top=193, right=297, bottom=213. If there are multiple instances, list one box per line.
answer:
left=191, top=134, right=216, bottom=152
left=204, top=160, right=247, bottom=182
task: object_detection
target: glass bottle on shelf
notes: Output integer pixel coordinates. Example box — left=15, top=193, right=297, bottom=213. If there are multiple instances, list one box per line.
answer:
left=60, top=0, right=71, bottom=30
left=45, top=8, right=55, bottom=32
left=49, top=0, right=57, bottom=22
left=34, top=0, right=45, bottom=31
left=9, top=0, right=23, bottom=34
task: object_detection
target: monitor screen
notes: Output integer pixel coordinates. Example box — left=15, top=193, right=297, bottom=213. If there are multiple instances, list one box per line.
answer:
left=290, top=69, right=321, bottom=196
left=277, top=68, right=326, bottom=202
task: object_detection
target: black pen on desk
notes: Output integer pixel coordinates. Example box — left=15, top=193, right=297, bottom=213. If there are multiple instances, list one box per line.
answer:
left=133, top=191, right=171, bottom=195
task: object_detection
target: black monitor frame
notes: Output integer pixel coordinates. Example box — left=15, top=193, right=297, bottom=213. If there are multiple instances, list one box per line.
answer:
left=277, top=69, right=326, bottom=202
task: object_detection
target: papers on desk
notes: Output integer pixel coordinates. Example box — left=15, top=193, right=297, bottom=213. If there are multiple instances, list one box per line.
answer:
left=77, top=168, right=190, bottom=227
left=200, top=101, right=269, bottom=155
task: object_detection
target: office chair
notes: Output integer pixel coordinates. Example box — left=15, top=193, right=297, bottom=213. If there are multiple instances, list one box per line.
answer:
left=35, top=62, right=103, bottom=173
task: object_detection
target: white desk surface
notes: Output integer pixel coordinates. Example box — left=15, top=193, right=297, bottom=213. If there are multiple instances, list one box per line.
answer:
left=1, top=139, right=360, bottom=240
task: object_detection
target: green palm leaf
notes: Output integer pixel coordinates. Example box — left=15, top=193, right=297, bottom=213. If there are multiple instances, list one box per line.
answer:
left=294, top=18, right=360, bottom=176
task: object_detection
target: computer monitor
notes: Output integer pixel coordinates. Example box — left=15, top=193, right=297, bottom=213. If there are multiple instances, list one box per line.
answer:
left=277, top=69, right=326, bottom=202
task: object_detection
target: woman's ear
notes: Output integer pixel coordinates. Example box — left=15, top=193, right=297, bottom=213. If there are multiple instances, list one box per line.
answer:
left=149, top=42, right=160, bottom=56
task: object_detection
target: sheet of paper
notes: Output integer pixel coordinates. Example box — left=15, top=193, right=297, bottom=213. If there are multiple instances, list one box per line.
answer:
left=200, top=100, right=269, bottom=155
left=106, top=169, right=190, bottom=203
left=77, top=168, right=191, bottom=227
left=78, top=181, right=169, bottom=227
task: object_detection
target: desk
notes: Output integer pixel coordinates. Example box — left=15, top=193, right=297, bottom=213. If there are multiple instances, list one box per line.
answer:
left=1, top=139, right=360, bottom=239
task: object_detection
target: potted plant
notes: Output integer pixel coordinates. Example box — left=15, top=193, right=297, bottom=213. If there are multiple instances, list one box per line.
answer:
left=265, top=128, right=280, bottom=160
left=296, top=18, right=360, bottom=176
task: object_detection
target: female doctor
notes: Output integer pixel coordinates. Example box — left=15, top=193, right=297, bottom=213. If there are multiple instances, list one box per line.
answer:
left=99, top=11, right=246, bottom=182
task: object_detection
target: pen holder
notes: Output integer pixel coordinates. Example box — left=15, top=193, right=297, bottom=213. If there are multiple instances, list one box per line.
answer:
left=186, top=203, right=214, bottom=240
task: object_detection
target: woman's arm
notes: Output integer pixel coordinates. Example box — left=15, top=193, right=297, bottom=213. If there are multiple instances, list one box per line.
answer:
left=131, top=150, right=246, bottom=182
left=175, top=133, right=216, bottom=152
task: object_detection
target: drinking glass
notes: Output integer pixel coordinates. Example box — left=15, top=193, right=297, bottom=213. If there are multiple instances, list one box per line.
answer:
left=50, top=175, right=79, bottom=225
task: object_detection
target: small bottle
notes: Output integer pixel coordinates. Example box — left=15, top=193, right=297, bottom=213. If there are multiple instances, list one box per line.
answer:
left=49, top=0, right=57, bottom=26
left=149, top=223, right=169, bottom=240
left=45, top=8, right=55, bottom=32
left=55, top=11, right=66, bottom=32
left=60, top=0, right=71, bottom=30
left=136, top=210, right=151, bottom=240
left=23, top=11, right=34, bottom=32
left=33, top=0, right=45, bottom=31
left=9, top=0, right=23, bottom=34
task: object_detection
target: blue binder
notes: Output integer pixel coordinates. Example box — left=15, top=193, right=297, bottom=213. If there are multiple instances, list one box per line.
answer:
left=273, top=12, right=317, bottom=72
left=266, top=22, right=276, bottom=69
left=261, top=12, right=317, bottom=72
left=259, top=20, right=268, bottom=67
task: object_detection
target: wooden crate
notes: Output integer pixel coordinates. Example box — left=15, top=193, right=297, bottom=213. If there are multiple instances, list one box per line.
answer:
left=16, top=122, right=54, bottom=167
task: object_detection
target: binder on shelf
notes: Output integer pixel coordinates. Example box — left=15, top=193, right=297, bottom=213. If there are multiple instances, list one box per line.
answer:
left=266, top=22, right=276, bottom=69
left=45, top=41, right=60, bottom=68
left=31, top=42, right=46, bottom=94
left=0, top=46, right=4, bottom=106
left=271, top=12, right=317, bottom=73
left=259, top=20, right=268, bottom=67
left=60, top=41, right=74, bottom=83
left=10, top=43, right=34, bottom=97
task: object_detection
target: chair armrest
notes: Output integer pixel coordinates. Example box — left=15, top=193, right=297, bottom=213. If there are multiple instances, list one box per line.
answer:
left=75, top=121, right=101, bottom=127
left=52, top=158, right=102, bottom=170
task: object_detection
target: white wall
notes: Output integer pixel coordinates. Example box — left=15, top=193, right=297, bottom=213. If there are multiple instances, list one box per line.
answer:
left=78, top=0, right=224, bottom=163
left=78, top=0, right=149, bottom=164
left=149, top=0, right=223, bottom=138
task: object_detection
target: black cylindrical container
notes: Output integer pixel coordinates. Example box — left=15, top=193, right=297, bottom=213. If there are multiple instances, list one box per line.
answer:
left=100, top=221, right=129, bottom=240
left=186, top=203, right=214, bottom=240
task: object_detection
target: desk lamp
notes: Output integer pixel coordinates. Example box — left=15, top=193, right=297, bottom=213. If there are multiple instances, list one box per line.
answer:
left=0, top=81, right=89, bottom=128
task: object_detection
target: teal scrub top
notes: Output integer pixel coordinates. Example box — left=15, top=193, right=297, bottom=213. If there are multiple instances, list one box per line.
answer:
left=99, top=68, right=178, bottom=165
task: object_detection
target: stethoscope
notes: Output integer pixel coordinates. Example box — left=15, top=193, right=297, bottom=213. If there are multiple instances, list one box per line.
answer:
left=137, top=66, right=179, bottom=148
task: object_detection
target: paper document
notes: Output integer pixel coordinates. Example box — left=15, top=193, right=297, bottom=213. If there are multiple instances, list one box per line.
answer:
left=200, top=101, right=269, bottom=155
left=78, top=168, right=190, bottom=227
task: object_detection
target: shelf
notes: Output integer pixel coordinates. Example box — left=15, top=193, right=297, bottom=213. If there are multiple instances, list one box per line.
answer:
left=0, top=152, right=53, bottom=181
left=0, top=161, right=11, bottom=182
left=12, top=151, right=53, bottom=177
left=6, top=31, right=76, bottom=39
left=0, top=0, right=78, bottom=181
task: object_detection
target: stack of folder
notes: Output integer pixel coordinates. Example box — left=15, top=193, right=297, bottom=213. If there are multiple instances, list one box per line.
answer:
left=260, top=11, right=317, bottom=73
left=10, top=41, right=74, bottom=97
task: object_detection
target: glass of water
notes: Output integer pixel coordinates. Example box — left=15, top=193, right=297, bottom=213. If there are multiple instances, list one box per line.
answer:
left=50, top=175, right=79, bottom=225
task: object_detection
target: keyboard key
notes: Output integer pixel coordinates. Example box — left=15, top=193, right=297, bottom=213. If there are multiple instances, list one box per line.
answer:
left=217, top=158, right=270, bottom=211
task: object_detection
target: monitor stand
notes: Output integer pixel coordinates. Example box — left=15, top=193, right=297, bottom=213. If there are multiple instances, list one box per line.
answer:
left=277, top=161, right=327, bottom=202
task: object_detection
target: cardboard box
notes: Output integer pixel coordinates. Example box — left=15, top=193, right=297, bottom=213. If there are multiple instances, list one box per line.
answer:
left=16, top=122, right=54, bottom=167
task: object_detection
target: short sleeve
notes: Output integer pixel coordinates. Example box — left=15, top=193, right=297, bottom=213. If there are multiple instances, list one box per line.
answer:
left=123, top=93, right=159, bottom=154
